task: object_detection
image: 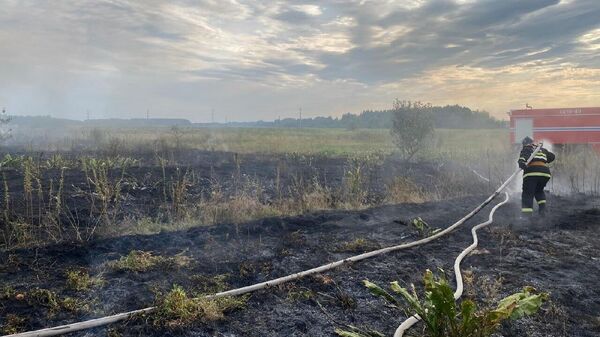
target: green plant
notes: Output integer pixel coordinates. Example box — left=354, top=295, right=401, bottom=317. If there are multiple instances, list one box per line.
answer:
left=190, top=274, right=231, bottom=293
left=334, top=238, right=380, bottom=253
left=169, top=168, right=191, bottom=219
left=390, top=100, right=435, bottom=161
left=65, top=269, right=104, bottom=291
left=28, top=288, right=62, bottom=313
left=411, top=217, right=440, bottom=237
left=1, top=314, right=25, bottom=334
left=362, top=270, right=548, bottom=337
left=152, top=285, right=248, bottom=328
left=81, top=157, right=131, bottom=225
left=335, top=327, right=384, bottom=337
left=110, top=250, right=190, bottom=272
left=343, top=158, right=368, bottom=208
left=3, top=172, right=9, bottom=223
left=45, top=154, right=72, bottom=169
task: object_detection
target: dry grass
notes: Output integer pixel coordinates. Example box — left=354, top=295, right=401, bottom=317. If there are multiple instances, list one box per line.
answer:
left=109, top=250, right=191, bottom=273
left=151, top=285, right=248, bottom=328
left=385, top=176, right=426, bottom=204
left=334, top=238, right=381, bottom=253
left=1, top=314, right=26, bottom=335
left=65, top=269, right=104, bottom=291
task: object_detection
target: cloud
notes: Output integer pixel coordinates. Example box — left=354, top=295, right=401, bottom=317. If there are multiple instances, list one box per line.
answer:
left=0, top=0, right=599, bottom=121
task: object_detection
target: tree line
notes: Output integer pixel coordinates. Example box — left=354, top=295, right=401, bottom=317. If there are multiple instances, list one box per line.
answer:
left=243, top=104, right=505, bottom=129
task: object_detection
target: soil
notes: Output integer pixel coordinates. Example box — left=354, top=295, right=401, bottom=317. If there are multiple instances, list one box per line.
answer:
left=1, top=191, right=599, bottom=337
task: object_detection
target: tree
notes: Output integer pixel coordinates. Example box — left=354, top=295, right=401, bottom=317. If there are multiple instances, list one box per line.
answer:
left=390, top=100, right=434, bottom=161
left=0, top=108, right=12, bottom=144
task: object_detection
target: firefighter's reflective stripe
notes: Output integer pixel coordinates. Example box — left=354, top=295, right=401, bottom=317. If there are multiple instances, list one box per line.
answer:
left=523, top=172, right=551, bottom=178
left=533, top=154, right=547, bottom=160
left=522, top=208, right=534, bottom=212
left=537, top=200, right=546, bottom=205
left=519, top=157, right=526, bottom=161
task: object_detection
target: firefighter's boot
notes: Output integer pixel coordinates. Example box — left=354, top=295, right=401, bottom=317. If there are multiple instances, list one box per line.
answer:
left=538, top=200, right=547, bottom=217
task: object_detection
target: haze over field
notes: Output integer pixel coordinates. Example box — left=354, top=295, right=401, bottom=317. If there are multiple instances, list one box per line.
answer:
left=1, top=0, right=600, bottom=121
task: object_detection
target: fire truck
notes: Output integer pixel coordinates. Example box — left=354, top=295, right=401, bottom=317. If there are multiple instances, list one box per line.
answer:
left=509, top=107, right=600, bottom=151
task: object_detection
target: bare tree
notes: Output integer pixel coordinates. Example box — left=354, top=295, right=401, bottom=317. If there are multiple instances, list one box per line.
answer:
left=390, top=100, right=434, bottom=161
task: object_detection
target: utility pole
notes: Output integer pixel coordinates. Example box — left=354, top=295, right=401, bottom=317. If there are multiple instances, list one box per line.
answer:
left=298, top=107, right=302, bottom=128
left=86, top=109, right=90, bottom=121
left=146, top=109, right=150, bottom=119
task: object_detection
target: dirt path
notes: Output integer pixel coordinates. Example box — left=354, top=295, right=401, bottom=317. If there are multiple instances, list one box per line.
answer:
left=1, top=193, right=599, bottom=336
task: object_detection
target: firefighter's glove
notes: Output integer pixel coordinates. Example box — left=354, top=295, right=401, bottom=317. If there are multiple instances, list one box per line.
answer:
left=519, top=162, right=527, bottom=170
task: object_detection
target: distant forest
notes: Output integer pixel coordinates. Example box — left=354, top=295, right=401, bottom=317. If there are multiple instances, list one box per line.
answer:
left=229, top=105, right=506, bottom=129
left=9, top=104, right=506, bottom=129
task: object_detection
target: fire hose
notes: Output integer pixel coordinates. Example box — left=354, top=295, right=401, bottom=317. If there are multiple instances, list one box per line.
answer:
left=3, top=145, right=542, bottom=337
left=393, top=143, right=542, bottom=336
left=393, top=192, right=510, bottom=337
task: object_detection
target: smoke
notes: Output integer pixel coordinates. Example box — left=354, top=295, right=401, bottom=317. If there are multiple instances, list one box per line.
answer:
left=540, top=139, right=554, bottom=153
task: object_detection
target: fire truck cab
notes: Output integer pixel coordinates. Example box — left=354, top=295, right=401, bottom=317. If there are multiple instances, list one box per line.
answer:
left=509, top=107, right=600, bottom=151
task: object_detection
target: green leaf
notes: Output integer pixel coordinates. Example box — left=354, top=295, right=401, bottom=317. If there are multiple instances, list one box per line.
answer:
left=496, top=287, right=548, bottom=320
left=334, top=327, right=383, bottom=337
left=362, top=280, right=398, bottom=305
left=335, top=328, right=367, bottom=337
left=389, top=281, right=422, bottom=312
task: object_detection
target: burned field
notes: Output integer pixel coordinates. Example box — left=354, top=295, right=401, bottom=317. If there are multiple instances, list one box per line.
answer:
left=0, top=149, right=599, bottom=337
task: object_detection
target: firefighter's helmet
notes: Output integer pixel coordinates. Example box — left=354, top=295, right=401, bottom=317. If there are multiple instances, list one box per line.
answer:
left=522, top=136, right=534, bottom=145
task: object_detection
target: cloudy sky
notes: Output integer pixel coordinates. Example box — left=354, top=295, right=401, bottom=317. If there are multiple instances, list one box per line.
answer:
left=1, top=0, right=599, bottom=122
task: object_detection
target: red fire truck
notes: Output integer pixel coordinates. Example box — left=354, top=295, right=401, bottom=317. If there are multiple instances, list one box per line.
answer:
left=509, top=107, right=600, bottom=151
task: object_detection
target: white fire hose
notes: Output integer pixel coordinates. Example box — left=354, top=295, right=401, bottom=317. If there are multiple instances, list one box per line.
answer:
left=394, top=143, right=542, bottom=336
left=3, top=145, right=542, bottom=337
left=393, top=192, right=510, bottom=337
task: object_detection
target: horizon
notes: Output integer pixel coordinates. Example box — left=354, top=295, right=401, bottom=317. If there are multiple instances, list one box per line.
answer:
left=2, top=1, right=600, bottom=122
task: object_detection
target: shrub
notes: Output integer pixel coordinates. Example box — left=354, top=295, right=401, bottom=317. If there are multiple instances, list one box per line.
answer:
left=390, top=100, right=434, bottom=161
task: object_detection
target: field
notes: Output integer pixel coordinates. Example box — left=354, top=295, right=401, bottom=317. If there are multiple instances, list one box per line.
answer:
left=18, top=126, right=509, bottom=158
left=1, top=127, right=600, bottom=337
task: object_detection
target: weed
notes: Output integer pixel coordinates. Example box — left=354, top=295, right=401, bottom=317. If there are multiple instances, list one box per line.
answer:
left=335, top=327, right=384, bottom=337
left=110, top=250, right=190, bottom=272
left=106, top=327, right=122, bottom=337
left=152, top=285, right=248, bottom=328
left=3, top=172, right=9, bottom=223
left=1, top=314, right=26, bottom=334
left=66, top=269, right=104, bottom=291
left=60, top=297, right=90, bottom=313
left=190, top=274, right=230, bottom=293
left=385, top=176, right=425, bottom=204
left=0, top=285, right=16, bottom=300
left=410, top=217, right=440, bottom=237
left=334, top=238, right=380, bottom=253
left=343, top=158, right=368, bottom=208
left=28, top=288, right=62, bottom=313
left=362, top=270, right=548, bottom=337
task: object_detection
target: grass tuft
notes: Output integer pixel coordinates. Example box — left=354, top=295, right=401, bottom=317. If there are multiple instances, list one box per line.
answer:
left=109, top=250, right=190, bottom=272
left=65, top=269, right=104, bottom=291
left=334, top=238, right=380, bottom=253
left=1, top=314, right=26, bottom=335
left=152, top=285, right=248, bottom=329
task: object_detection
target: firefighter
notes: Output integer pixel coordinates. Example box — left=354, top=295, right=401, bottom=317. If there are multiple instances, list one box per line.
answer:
left=518, top=136, right=555, bottom=217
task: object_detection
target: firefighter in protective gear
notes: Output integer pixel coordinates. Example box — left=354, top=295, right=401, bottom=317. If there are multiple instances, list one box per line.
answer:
left=517, top=137, right=555, bottom=216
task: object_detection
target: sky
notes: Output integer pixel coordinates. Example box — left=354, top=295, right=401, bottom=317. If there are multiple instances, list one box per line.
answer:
left=1, top=0, right=600, bottom=122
